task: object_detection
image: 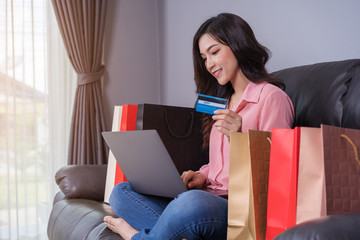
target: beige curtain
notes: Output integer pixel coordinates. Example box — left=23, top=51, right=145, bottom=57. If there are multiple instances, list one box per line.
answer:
left=0, top=0, right=76, bottom=238
left=51, top=0, right=108, bottom=165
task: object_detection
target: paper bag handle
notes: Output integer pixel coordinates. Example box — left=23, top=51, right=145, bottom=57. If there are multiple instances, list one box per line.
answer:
left=341, top=134, right=360, bottom=165
left=164, top=110, right=194, bottom=139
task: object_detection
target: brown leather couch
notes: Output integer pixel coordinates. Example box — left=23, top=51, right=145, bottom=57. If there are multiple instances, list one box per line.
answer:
left=48, top=59, right=360, bottom=240
left=47, top=165, right=122, bottom=240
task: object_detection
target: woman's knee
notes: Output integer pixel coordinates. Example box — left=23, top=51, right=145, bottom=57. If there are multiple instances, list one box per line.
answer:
left=171, top=190, right=228, bottom=219
left=177, top=190, right=224, bottom=205
left=154, top=190, right=227, bottom=239
left=109, top=182, right=132, bottom=206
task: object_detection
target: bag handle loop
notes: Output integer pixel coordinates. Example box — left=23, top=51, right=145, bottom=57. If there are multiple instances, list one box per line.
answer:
left=164, top=110, right=194, bottom=139
left=341, top=134, right=360, bottom=165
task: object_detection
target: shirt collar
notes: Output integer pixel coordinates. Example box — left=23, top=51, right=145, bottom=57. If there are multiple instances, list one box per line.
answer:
left=231, top=81, right=266, bottom=111
left=242, top=81, right=266, bottom=103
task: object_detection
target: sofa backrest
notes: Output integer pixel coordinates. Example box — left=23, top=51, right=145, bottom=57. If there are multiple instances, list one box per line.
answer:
left=273, top=59, right=360, bottom=129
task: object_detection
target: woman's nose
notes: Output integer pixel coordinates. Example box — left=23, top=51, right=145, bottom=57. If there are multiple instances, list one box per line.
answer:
left=206, top=57, right=214, bottom=70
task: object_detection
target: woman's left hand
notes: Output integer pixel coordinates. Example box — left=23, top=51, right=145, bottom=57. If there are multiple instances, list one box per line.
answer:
left=212, top=109, right=242, bottom=141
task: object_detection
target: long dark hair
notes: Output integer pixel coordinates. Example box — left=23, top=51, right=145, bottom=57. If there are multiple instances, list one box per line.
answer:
left=193, top=13, right=284, bottom=147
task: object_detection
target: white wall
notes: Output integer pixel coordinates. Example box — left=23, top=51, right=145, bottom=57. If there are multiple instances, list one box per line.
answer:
left=160, top=0, right=360, bottom=107
left=103, top=0, right=360, bottom=128
left=103, top=0, right=161, bottom=128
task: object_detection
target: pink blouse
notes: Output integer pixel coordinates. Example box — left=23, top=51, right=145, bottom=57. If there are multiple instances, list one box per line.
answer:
left=198, top=81, right=294, bottom=190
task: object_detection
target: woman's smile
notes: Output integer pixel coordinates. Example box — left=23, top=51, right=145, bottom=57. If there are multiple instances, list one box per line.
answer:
left=213, top=68, right=222, bottom=78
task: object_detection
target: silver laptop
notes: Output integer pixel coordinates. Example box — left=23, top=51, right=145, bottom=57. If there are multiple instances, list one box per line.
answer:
left=102, top=130, right=188, bottom=198
left=102, top=129, right=228, bottom=198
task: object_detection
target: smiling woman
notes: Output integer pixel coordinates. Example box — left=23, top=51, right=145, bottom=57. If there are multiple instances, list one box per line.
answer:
left=103, top=13, right=293, bottom=240
left=0, top=0, right=75, bottom=239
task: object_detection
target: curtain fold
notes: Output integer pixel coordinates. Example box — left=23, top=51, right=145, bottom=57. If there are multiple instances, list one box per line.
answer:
left=51, top=0, right=108, bottom=165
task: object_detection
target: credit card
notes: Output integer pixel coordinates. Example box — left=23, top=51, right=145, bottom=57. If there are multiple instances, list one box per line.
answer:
left=195, top=94, right=228, bottom=115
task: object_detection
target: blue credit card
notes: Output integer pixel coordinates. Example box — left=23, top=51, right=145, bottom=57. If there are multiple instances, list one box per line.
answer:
left=195, top=94, right=228, bottom=115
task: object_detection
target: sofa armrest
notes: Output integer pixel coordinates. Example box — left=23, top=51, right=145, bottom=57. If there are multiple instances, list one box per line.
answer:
left=55, top=165, right=107, bottom=201
left=274, top=212, right=360, bottom=240
left=53, top=191, right=66, bottom=205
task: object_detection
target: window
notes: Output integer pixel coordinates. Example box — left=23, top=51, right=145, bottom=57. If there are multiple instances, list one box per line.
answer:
left=0, top=0, right=75, bottom=239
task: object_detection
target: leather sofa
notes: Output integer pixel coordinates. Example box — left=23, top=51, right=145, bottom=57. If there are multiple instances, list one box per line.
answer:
left=47, top=165, right=123, bottom=240
left=47, top=59, right=360, bottom=240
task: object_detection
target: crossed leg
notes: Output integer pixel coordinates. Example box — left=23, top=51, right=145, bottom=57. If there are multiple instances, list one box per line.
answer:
left=104, top=216, right=139, bottom=240
left=104, top=216, right=188, bottom=240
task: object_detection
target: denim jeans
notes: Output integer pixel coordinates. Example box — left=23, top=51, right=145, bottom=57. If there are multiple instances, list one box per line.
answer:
left=109, top=182, right=228, bottom=240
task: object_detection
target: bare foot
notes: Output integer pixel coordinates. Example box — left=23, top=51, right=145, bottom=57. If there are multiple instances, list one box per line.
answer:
left=104, top=216, right=139, bottom=240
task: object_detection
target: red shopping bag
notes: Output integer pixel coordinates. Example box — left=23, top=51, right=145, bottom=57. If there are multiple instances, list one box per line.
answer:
left=104, top=104, right=138, bottom=202
left=114, top=104, right=138, bottom=184
left=266, top=128, right=300, bottom=240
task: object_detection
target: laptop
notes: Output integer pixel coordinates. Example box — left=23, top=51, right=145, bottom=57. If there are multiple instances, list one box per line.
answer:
left=102, top=130, right=227, bottom=198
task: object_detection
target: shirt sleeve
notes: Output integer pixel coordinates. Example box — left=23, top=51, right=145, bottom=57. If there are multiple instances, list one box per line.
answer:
left=259, top=90, right=294, bottom=131
left=197, top=164, right=209, bottom=175
left=196, top=164, right=211, bottom=186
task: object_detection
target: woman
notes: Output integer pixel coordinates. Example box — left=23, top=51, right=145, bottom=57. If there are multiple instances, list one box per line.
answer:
left=104, top=13, right=294, bottom=240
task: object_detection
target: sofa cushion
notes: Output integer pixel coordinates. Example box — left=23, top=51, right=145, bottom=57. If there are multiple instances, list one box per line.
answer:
left=342, top=66, right=360, bottom=128
left=273, top=59, right=360, bottom=129
left=274, top=212, right=360, bottom=240
left=55, top=165, right=107, bottom=201
left=47, top=198, right=122, bottom=240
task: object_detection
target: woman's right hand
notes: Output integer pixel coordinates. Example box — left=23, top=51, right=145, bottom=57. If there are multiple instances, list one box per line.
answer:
left=212, top=109, right=242, bottom=142
left=181, top=170, right=206, bottom=189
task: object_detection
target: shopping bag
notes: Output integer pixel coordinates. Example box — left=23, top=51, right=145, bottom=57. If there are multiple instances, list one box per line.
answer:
left=266, top=128, right=300, bottom=240
left=136, top=103, right=208, bottom=174
left=228, top=130, right=271, bottom=240
left=321, top=124, right=360, bottom=215
left=296, top=127, right=326, bottom=223
left=104, top=104, right=138, bottom=202
left=115, top=104, right=138, bottom=185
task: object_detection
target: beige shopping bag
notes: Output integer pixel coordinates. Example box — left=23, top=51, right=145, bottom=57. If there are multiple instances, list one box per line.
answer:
left=228, top=130, right=271, bottom=240
left=296, top=127, right=327, bottom=224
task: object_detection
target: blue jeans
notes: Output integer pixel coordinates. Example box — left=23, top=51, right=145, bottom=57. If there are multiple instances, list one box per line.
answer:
left=109, top=182, right=228, bottom=240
